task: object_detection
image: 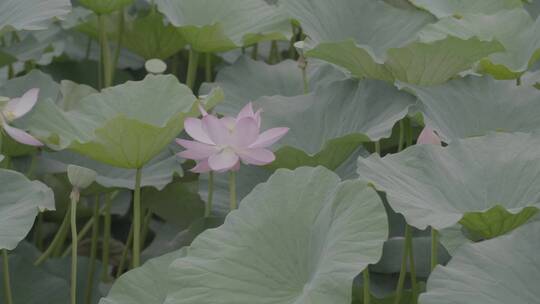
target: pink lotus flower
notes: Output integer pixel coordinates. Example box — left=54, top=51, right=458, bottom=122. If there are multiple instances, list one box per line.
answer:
left=0, top=88, right=43, bottom=146
left=417, top=127, right=441, bottom=145
left=176, top=103, right=289, bottom=173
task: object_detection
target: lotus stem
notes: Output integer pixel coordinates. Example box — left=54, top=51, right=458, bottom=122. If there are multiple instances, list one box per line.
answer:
left=101, top=193, right=113, bottom=281
left=35, top=204, right=72, bottom=266
left=205, top=53, right=212, bottom=82
left=363, top=268, right=370, bottom=304
left=375, top=141, right=381, bottom=155
left=406, top=225, right=418, bottom=303
left=98, top=14, right=113, bottom=88
left=298, top=55, right=308, bottom=94
left=251, top=43, right=258, bottom=60
left=62, top=203, right=109, bottom=258
left=205, top=172, right=215, bottom=217
left=2, top=249, right=13, bottom=304
left=116, top=224, right=133, bottom=278
left=110, top=8, right=125, bottom=85
left=229, top=171, right=237, bottom=211
left=269, top=41, right=279, bottom=64
left=186, top=48, right=199, bottom=90
left=84, top=196, right=100, bottom=304
left=398, top=120, right=405, bottom=152
left=132, top=168, right=143, bottom=268
left=70, top=191, right=79, bottom=304
left=431, top=228, right=438, bottom=271
left=394, top=225, right=412, bottom=304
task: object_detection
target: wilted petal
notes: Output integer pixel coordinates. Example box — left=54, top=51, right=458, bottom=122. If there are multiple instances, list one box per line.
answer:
left=249, top=127, right=289, bottom=148
left=202, top=114, right=231, bottom=145
left=232, top=117, right=259, bottom=147
left=4, top=88, right=39, bottom=119
left=208, top=149, right=239, bottom=171
left=191, top=159, right=211, bottom=173
left=184, top=118, right=214, bottom=144
left=238, top=148, right=275, bottom=165
left=2, top=123, right=43, bottom=146
left=417, top=127, right=441, bottom=145
left=176, top=139, right=218, bottom=160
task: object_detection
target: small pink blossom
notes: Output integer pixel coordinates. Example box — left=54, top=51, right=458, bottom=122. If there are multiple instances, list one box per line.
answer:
left=0, top=88, right=43, bottom=146
left=417, top=127, right=441, bottom=145
left=176, top=103, right=288, bottom=173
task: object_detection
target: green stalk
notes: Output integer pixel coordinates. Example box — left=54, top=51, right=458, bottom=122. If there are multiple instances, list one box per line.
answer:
left=186, top=49, right=199, bottom=90
left=406, top=225, right=418, bottom=303
left=140, top=209, right=152, bottom=249
left=101, top=193, right=113, bottom=281
left=405, top=118, right=412, bottom=147
left=375, top=141, right=381, bottom=155
left=398, top=120, right=405, bottom=152
left=363, top=268, right=370, bottom=304
left=84, top=36, right=92, bottom=60
left=269, top=40, right=279, bottom=64
left=61, top=203, right=108, bottom=258
left=205, top=53, right=212, bottom=82
left=98, top=14, right=113, bottom=88
left=132, top=168, right=143, bottom=268
left=394, top=225, right=412, bottom=304
left=69, top=192, right=78, bottom=304
left=229, top=171, right=237, bottom=211
left=35, top=205, right=72, bottom=266
left=84, top=197, right=100, bottom=304
left=110, top=9, right=125, bottom=84
left=251, top=43, right=258, bottom=60
left=2, top=249, right=13, bottom=304
left=116, top=224, right=133, bottom=278
left=205, top=172, right=214, bottom=217
left=431, top=228, right=438, bottom=271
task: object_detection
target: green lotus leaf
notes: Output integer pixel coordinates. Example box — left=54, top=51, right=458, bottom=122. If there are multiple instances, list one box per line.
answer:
left=78, top=11, right=186, bottom=60
left=156, top=0, right=292, bottom=52
left=78, top=0, right=134, bottom=15
left=409, top=0, right=522, bottom=18
left=0, top=169, right=55, bottom=250
left=357, top=132, right=540, bottom=238
left=200, top=56, right=347, bottom=110
left=99, top=249, right=186, bottom=304
left=284, top=0, right=503, bottom=85
left=420, top=220, right=540, bottom=304
left=165, top=166, right=388, bottom=304
left=21, top=75, right=222, bottom=168
left=256, top=79, right=415, bottom=170
left=0, top=0, right=71, bottom=35
left=398, top=75, right=540, bottom=141
left=419, top=8, right=540, bottom=78
left=37, top=149, right=182, bottom=190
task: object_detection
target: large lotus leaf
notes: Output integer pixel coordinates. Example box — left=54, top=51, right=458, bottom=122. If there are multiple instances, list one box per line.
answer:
left=409, top=0, right=523, bottom=18
left=0, top=169, right=55, bottom=250
left=156, top=0, right=291, bottom=52
left=36, top=149, right=183, bottom=190
left=78, top=0, right=134, bottom=14
left=284, top=0, right=503, bottom=85
left=357, top=132, right=540, bottom=238
left=419, top=8, right=540, bottom=78
left=99, top=249, right=186, bottom=304
left=200, top=56, right=347, bottom=113
left=0, top=0, right=71, bottom=35
left=21, top=75, right=220, bottom=168
left=78, top=11, right=186, bottom=60
left=0, top=69, right=60, bottom=102
left=399, top=75, right=540, bottom=141
left=254, top=79, right=415, bottom=170
left=420, top=220, right=540, bottom=304
left=165, top=166, right=388, bottom=304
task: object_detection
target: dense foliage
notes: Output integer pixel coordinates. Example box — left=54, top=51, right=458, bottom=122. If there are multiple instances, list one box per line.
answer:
left=0, top=0, right=539, bottom=304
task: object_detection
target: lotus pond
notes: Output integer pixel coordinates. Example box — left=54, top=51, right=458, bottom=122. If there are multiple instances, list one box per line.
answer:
left=0, top=0, right=539, bottom=303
